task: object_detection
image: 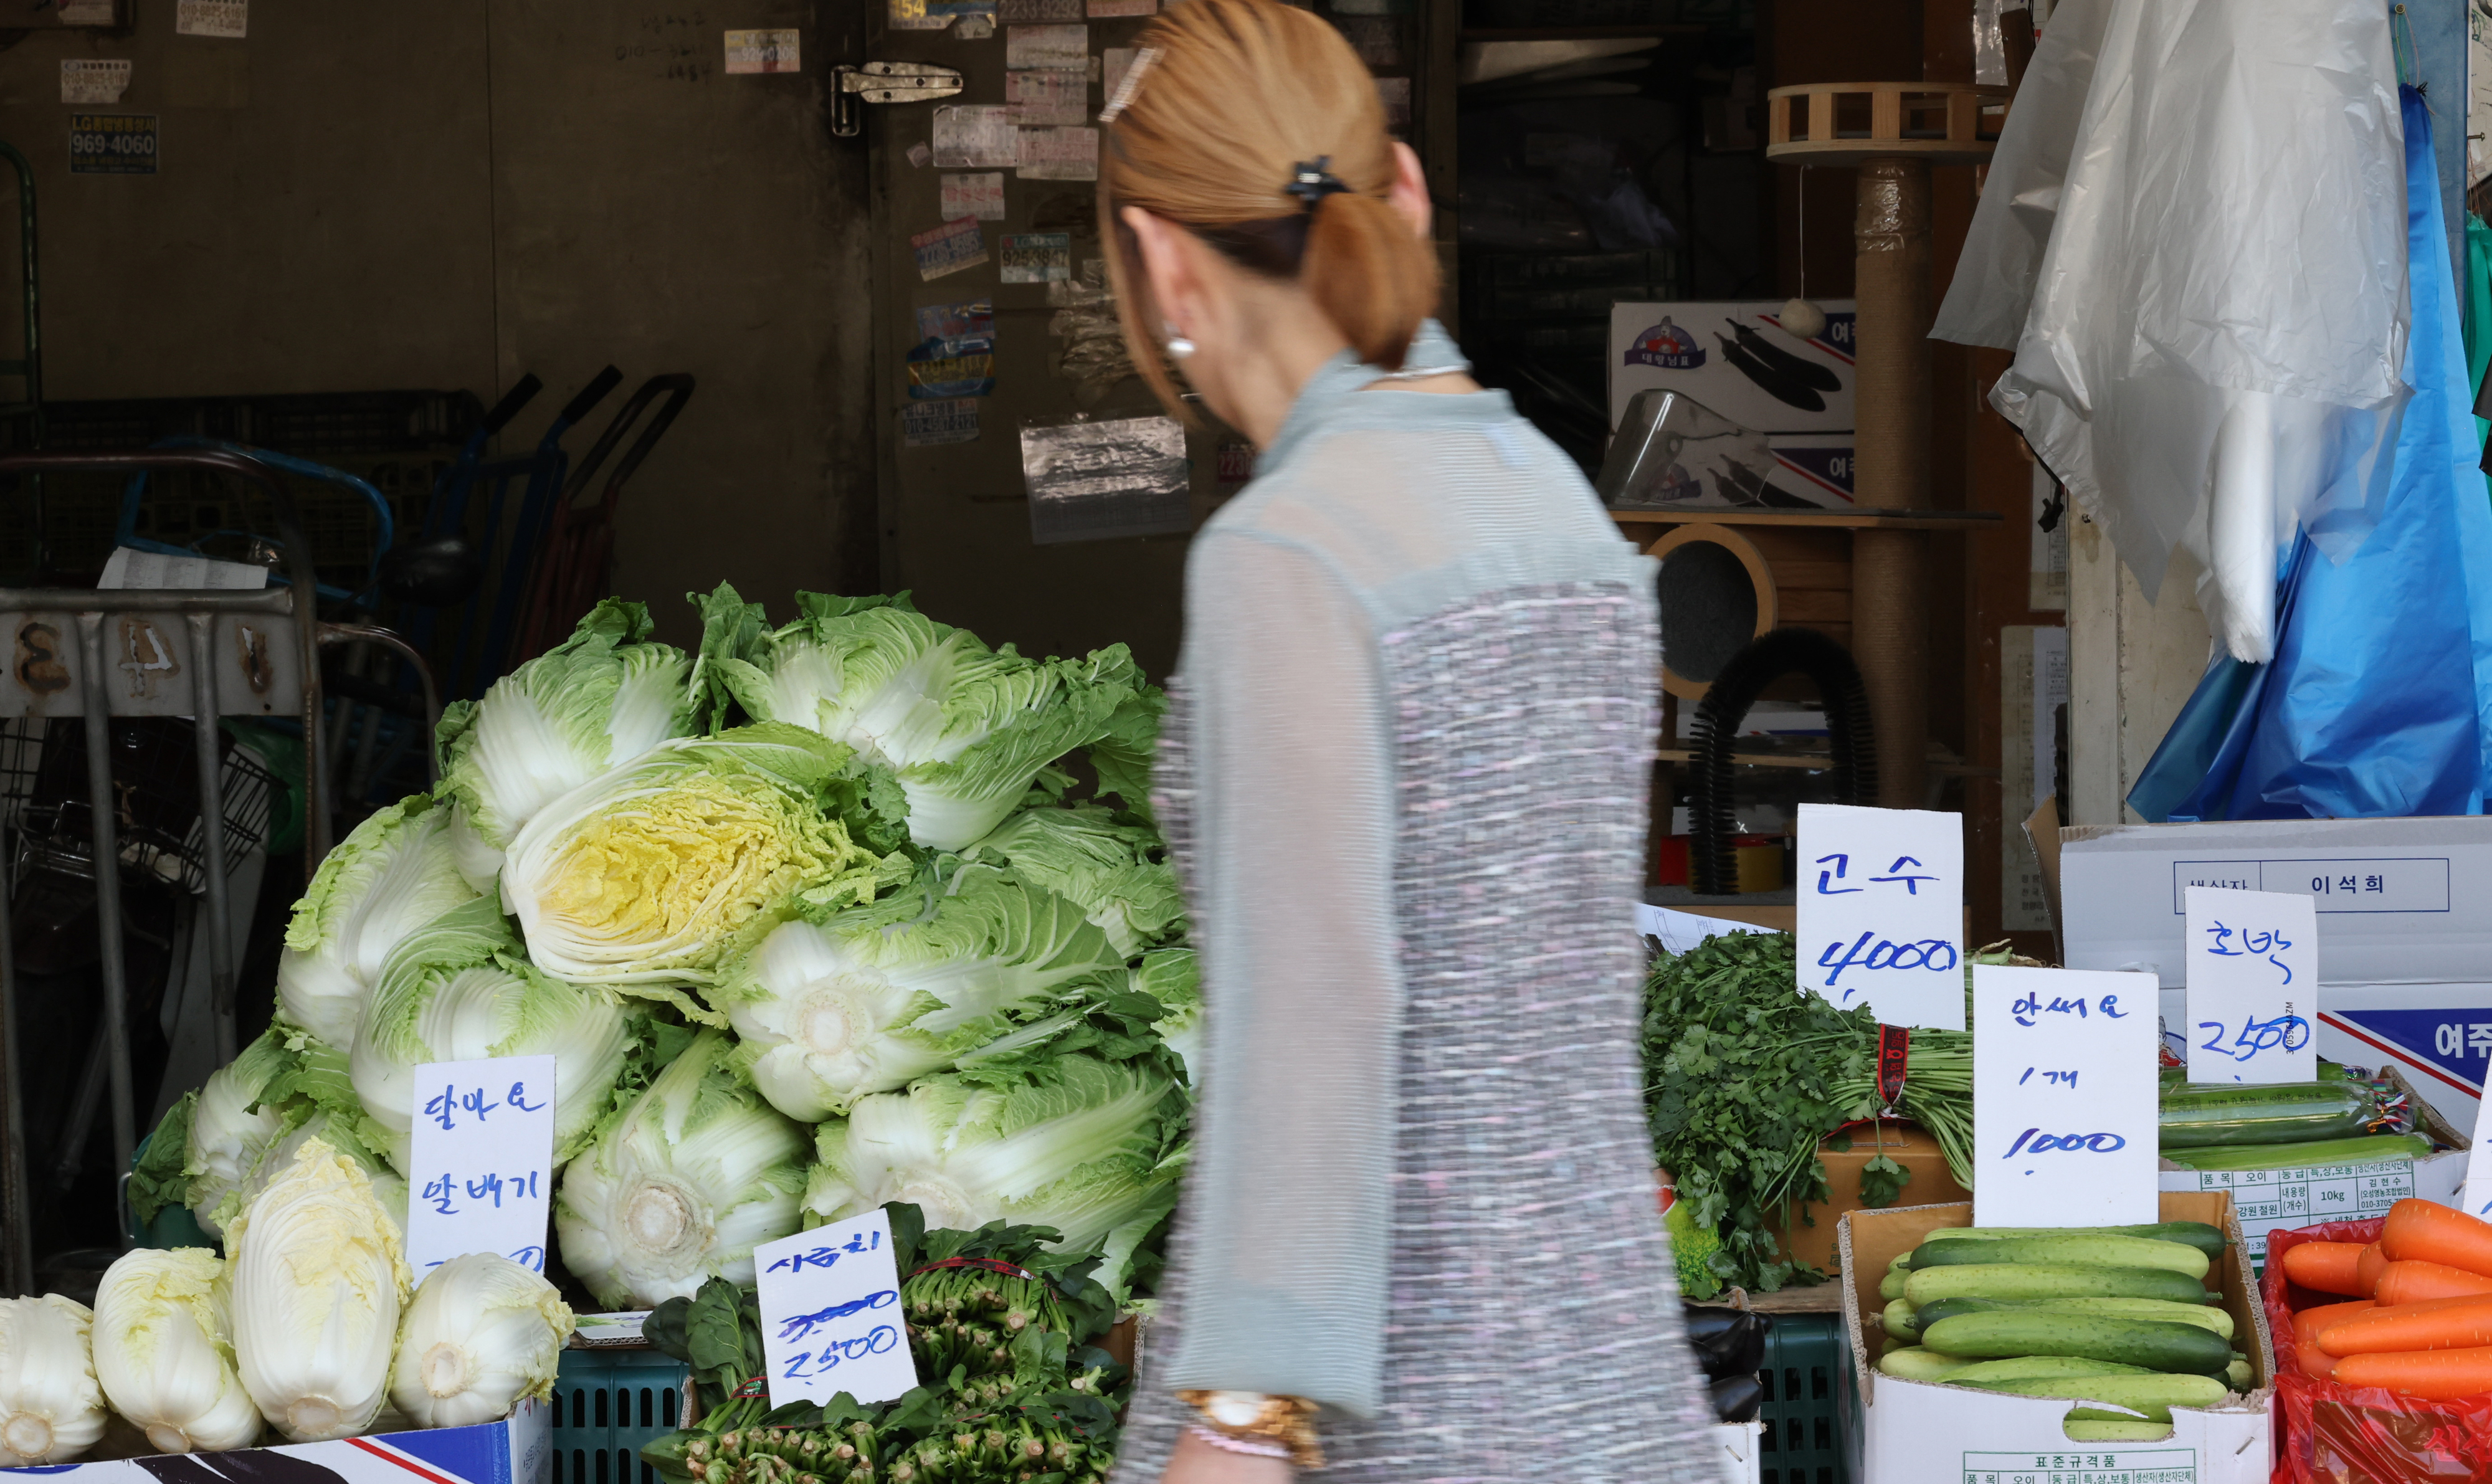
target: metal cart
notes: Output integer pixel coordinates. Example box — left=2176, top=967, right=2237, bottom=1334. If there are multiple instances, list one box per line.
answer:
left=0, top=447, right=429, bottom=1297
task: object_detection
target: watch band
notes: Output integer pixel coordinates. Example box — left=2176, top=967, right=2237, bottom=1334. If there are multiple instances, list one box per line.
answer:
left=1176, top=1389, right=1324, bottom=1468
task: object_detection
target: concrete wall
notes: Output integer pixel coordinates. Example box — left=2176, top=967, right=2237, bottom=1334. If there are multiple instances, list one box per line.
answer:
left=0, top=0, right=875, bottom=645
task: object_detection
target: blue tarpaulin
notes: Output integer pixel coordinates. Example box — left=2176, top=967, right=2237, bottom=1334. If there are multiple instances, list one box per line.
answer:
left=2128, top=87, right=2492, bottom=823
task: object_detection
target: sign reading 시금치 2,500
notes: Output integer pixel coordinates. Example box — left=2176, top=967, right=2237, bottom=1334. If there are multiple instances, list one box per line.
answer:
left=1795, top=802, right=1965, bottom=1030
left=69, top=113, right=156, bottom=175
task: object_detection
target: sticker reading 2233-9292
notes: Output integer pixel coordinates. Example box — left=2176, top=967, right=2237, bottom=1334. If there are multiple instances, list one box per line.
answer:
left=1964, top=1450, right=2195, bottom=1484
left=69, top=113, right=157, bottom=175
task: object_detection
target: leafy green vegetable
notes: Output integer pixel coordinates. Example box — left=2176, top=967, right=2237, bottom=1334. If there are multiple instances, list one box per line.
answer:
left=956, top=806, right=1184, bottom=957
left=128, top=1093, right=196, bottom=1231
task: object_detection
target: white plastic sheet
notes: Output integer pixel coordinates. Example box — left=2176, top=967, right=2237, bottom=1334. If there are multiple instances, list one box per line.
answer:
left=1933, top=0, right=2410, bottom=663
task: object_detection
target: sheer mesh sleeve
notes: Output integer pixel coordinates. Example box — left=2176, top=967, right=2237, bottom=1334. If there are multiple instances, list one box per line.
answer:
left=1161, top=526, right=1402, bottom=1418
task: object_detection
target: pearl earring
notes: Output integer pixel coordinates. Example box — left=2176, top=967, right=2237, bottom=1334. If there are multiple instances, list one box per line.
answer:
left=1164, top=322, right=1196, bottom=360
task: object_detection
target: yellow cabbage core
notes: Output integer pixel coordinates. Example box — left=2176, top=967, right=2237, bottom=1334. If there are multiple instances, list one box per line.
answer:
left=535, top=778, right=822, bottom=955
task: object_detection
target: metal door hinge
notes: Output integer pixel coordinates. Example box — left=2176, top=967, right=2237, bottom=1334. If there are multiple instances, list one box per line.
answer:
left=832, top=62, right=964, bottom=137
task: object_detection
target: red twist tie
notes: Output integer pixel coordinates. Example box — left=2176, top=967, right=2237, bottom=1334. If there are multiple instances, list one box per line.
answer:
left=1875, top=1024, right=1911, bottom=1115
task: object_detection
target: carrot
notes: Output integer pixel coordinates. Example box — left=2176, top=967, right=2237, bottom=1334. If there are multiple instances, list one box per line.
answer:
left=2375, top=1260, right=2492, bottom=1306
left=2281, top=1242, right=2370, bottom=1296
left=2356, top=1242, right=2390, bottom=1296
left=2332, top=1344, right=2492, bottom=1399
left=2380, top=1199, right=2492, bottom=1278
left=2316, top=1294, right=2492, bottom=1357
left=2292, top=1302, right=2369, bottom=1381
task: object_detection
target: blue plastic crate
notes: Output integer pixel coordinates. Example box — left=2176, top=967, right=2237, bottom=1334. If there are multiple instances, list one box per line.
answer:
left=1757, top=1312, right=1847, bottom=1484
left=550, top=1348, right=690, bottom=1484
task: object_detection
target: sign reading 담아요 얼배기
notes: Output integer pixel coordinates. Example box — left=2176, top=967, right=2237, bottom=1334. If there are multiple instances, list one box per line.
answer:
left=1794, top=802, right=1965, bottom=1030
left=404, top=1055, right=557, bottom=1276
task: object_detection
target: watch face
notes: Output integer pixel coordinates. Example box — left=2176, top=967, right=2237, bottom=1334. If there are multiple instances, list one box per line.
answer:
left=1206, top=1391, right=1266, bottom=1426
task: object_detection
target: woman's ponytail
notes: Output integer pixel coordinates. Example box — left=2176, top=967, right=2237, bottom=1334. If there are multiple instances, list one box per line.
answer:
left=1301, top=191, right=1439, bottom=373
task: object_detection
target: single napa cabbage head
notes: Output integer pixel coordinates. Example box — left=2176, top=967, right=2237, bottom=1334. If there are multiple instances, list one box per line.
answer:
left=0, top=1295, right=107, bottom=1465
left=957, top=805, right=1184, bottom=956
left=91, top=1248, right=260, bottom=1454
left=555, top=1029, right=809, bottom=1309
left=184, top=1025, right=297, bottom=1239
left=437, top=598, right=697, bottom=892
left=502, top=725, right=896, bottom=1004
left=349, top=898, right=636, bottom=1172
left=389, top=1253, right=574, bottom=1429
left=226, top=1138, right=412, bottom=1442
left=275, top=794, right=484, bottom=1050
left=717, top=864, right=1126, bottom=1122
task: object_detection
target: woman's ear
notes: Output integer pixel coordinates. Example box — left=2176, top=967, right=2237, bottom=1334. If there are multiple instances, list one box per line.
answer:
left=1387, top=141, right=1432, bottom=242
left=1123, top=205, right=1198, bottom=341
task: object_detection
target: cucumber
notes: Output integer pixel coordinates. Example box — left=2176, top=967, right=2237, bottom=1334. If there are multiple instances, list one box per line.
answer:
left=1919, top=1222, right=2230, bottom=1262
left=1921, top=1312, right=2232, bottom=1376
left=1954, top=1372, right=2230, bottom=1422
left=2226, top=1358, right=2251, bottom=1389
left=1879, top=1336, right=1903, bottom=1356
left=1881, top=1267, right=1909, bottom=1300
left=1916, top=1296, right=2233, bottom=1339
left=1944, top=1356, right=2155, bottom=1384
left=1882, top=1298, right=1921, bottom=1343
left=1904, top=1263, right=2212, bottom=1308
left=1877, top=1347, right=1975, bottom=1382
left=2065, top=1420, right=2176, bottom=1442
left=2158, top=1133, right=2433, bottom=1171
left=2159, top=1080, right=2377, bottom=1149
left=1911, top=1234, right=2210, bottom=1280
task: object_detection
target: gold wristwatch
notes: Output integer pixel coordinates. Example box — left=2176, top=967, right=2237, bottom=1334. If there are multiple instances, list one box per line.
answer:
left=1176, top=1389, right=1325, bottom=1467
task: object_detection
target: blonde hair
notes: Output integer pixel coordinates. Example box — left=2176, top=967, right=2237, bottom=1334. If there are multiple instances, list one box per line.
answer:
left=1098, top=0, right=1439, bottom=417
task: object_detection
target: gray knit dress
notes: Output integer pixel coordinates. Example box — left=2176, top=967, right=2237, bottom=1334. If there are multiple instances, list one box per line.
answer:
left=1106, top=330, right=1718, bottom=1483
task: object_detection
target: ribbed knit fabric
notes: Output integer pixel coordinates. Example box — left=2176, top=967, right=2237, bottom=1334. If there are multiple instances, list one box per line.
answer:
left=1108, top=331, right=1718, bottom=1480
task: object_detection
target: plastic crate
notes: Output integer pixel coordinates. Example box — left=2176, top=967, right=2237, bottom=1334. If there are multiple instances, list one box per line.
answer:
left=550, top=1348, right=690, bottom=1484
left=1756, top=1312, right=1847, bottom=1484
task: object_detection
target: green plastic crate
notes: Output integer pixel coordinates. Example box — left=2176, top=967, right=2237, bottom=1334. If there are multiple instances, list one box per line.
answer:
left=551, top=1348, right=690, bottom=1484
left=1757, top=1312, right=1847, bottom=1484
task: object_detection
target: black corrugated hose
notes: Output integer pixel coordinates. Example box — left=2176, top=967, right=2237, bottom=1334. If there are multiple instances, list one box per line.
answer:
left=1688, top=628, right=1877, bottom=895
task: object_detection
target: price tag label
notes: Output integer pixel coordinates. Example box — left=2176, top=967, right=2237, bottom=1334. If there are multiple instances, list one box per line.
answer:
left=1973, top=965, right=2160, bottom=1227
left=2183, top=885, right=2318, bottom=1084
left=404, top=1055, right=556, bottom=1275
left=754, top=1211, right=919, bottom=1406
left=1796, top=803, right=1965, bottom=1030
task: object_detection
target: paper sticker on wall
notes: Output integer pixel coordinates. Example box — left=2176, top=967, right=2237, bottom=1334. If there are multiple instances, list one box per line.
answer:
left=1000, top=231, right=1072, bottom=283
left=1102, top=47, right=1137, bottom=102
left=60, top=60, right=130, bottom=105
left=916, top=301, right=996, bottom=342
left=1006, top=69, right=1087, bottom=125
left=999, top=0, right=1082, bottom=18
left=932, top=105, right=1018, bottom=167
left=1088, top=0, right=1155, bottom=15
left=903, top=399, right=981, bottom=447
left=174, top=0, right=246, bottom=37
left=1216, top=442, right=1255, bottom=485
left=69, top=113, right=157, bottom=175
left=957, top=14, right=996, bottom=38
left=1006, top=22, right=1087, bottom=69
left=906, top=336, right=997, bottom=399
left=59, top=0, right=117, bottom=22
left=912, top=218, right=989, bottom=280
left=1022, top=416, right=1191, bottom=543
left=889, top=0, right=954, bottom=32
left=939, top=171, right=1006, bottom=221
left=725, top=29, right=802, bottom=73
left=1016, top=126, right=1096, bottom=181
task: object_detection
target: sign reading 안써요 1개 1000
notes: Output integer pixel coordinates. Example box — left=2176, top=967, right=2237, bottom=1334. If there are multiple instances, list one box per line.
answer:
left=69, top=113, right=157, bottom=175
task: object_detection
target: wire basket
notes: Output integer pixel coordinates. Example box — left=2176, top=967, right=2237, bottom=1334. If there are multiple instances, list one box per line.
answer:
left=0, top=716, right=278, bottom=894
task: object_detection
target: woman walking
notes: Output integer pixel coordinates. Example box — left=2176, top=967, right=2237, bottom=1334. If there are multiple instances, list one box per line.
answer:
left=1098, top=1, right=1718, bottom=1480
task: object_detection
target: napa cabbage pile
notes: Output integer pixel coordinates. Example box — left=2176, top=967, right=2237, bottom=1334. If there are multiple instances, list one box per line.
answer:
left=108, top=582, right=1196, bottom=1443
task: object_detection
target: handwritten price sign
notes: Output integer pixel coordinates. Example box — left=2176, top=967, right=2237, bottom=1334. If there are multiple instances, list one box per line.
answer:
left=2183, top=885, right=2317, bottom=1085
left=754, top=1210, right=919, bottom=1407
left=1796, top=803, right=1965, bottom=1030
left=404, top=1054, right=556, bottom=1275
left=1973, top=966, right=2160, bottom=1227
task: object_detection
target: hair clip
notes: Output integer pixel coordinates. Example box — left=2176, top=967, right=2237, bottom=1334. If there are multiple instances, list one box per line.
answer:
left=1283, top=156, right=1350, bottom=209
left=1098, top=47, right=1160, bottom=123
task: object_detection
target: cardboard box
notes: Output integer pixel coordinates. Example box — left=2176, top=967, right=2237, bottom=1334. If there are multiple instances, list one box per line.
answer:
left=1836, top=1192, right=2273, bottom=1483
left=16, top=1401, right=549, bottom=1484
left=2158, top=1063, right=2466, bottom=1272
left=1610, top=300, right=1857, bottom=433
left=1703, top=1419, right=1764, bottom=1483
left=1772, top=1121, right=1971, bottom=1273
left=2060, top=816, right=2492, bottom=1131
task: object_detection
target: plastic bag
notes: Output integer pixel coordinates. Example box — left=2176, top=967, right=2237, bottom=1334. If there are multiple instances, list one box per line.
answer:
left=2265, top=1219, right=2492, bottom=1481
